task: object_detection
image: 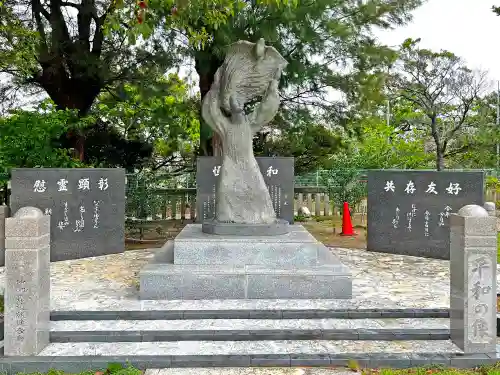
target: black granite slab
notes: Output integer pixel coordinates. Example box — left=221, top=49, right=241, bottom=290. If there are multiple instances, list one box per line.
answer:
left=196, top=157, right=294, bottom=223
left=367, top=170, right=484, bottom=259
left=10, top=168, right=126, bottom=262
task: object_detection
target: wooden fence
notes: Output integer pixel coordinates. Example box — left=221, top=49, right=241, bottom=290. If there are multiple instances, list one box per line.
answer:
left=127, top=186, right=500, bottom=223
left=126, top=186, right=367, bottom=222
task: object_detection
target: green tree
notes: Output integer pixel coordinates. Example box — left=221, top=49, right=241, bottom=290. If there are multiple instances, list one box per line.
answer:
left=96, top=73, right=200, bottom=173
left=387, top=38, right=490, bottom=171
left=0, top=0, right=278, bottom=159
left=0, top=104, right=85, bottom=171
left=354, top=116, right=433, bottom=169
left=320, top=154, right=366, bottom=211
left=447, top=91, right=500, bottom=169
left=172, top=0, right=424, bottom=155
left=253, top=114, right=342, bottom=175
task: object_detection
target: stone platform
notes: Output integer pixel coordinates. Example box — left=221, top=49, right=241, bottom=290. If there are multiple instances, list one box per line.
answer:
left=139, top=224, right=352, bottom=300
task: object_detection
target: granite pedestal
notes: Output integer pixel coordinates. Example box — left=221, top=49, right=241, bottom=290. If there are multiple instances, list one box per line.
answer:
left=139, top=224, right=352, bottom=300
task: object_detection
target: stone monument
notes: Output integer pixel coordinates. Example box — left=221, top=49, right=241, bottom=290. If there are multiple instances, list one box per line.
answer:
left=201, top=38, right=287, bottom=233
left=450, top=204, right=497, bottom=353
left=139, top=39, right=352, bottom=299
left=5, top=207, right=50, bottom=355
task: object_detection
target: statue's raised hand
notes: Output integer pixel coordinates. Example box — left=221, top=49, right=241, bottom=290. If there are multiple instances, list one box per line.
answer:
left=249, top=78, right=281, bottom=133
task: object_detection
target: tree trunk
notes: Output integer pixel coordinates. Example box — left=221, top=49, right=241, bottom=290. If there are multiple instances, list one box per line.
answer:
left=429, top=115, right=444, bottom=171
left=37, top=65, right=102, bottom=162
left=436, top=148, right=445, bottom=171
left=195, top=52, right=223, bottom=156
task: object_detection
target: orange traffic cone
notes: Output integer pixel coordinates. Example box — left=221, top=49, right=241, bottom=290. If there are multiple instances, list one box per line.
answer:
left=340, top=202, right=356, bottom=236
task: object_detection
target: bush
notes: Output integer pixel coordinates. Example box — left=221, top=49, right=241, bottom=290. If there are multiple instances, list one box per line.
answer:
left=320, top=155, right=366, bottom=213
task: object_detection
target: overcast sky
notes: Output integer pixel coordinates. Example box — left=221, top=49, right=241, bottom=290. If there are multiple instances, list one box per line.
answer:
left=375, top=0, right=500, bottom=82
left=5, top=0, right=500, bottom=109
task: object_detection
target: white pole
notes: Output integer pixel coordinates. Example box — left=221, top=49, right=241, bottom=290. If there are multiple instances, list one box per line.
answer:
left=496, top=81, right=499, bottom=170
left=386, top=99, right=390, bottom=126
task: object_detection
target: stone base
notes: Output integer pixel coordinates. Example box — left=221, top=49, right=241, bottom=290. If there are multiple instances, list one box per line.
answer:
left=140, top=263, right=352, bottom=300
left=139, top=224, right=352, bottom=300
left=174, top=224, right=334, bottom=267
left=202, top=219, right=289, bottom=236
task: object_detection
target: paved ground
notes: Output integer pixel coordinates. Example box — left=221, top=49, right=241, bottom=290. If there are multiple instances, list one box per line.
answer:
left=2, top=244, right=498, bottom=361
left=0, top=246, right=479, bottom=310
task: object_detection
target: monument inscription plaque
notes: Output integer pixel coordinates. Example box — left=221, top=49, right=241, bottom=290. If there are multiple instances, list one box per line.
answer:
left=196, top=157, right=294, bottom=223
left=367, top=170, right=484, bottom=259
left=467, top=253, right=494, bottom=344
left=10, top=168, right=126, bottom=261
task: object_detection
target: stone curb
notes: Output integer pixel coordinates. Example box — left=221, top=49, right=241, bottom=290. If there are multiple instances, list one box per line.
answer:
left=0, top=353, right=497, bottom=374
left=49, top=329, right=451, bottom=343
left=50, top=308, right=450, bottom=321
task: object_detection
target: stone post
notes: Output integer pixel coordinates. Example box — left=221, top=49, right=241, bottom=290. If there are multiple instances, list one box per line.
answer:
left=4, top=207, right=50, bottom=356
left=0, top=205, right=10, bottom=267
left=450, top=204, right=497, bottom=353
left=483, top=202, right=496, bottom=217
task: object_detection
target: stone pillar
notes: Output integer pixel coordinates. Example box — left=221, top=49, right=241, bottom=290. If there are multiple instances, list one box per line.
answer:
left=0, top=205, right=10, bottom=267
left=4, top=207, right=50, bottom=356
left=483, top=202, right=496, bottom=216
left=450, top=204, right=497, bottom=353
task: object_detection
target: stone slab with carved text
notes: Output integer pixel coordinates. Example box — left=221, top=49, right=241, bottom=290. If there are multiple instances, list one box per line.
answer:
left=10, top=168, right=125, bottom=261
left=367, top=170, right=484, bottom=259
left=196, top=157, right=294, bottom=223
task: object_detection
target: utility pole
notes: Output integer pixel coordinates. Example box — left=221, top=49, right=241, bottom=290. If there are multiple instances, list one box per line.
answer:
left=497, top=81, right=499, bottom=170
left=386, top=99, right=390, bottom=127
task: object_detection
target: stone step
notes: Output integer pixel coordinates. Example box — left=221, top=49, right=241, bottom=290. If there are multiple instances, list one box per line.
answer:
left=51, top=298, right=450, bottom=313
left=139, top=264, right=352, bottom=300
left=39, top=339, right=464, bottom=357
left=4, top=341, right=499, bottom=373
left=50, top=308, right=450, bottom=320
left=2, top=350, right=498, bottom=375
left=49, top=318, right=451, bottom=342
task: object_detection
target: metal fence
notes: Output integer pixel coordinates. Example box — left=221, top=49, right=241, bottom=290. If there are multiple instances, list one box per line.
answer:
left=124, top=168, right=500, bottom=223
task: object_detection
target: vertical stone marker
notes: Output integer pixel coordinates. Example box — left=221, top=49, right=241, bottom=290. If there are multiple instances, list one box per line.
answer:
left=0, top=205, right=9, bottom=266
left=4, top=206, right=50, bottom=356
left=450, top=204, right=497, bottom=353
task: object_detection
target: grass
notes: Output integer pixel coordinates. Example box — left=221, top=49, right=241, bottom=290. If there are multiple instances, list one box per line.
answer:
left=301, top=214, right=367, bottom=249
left=361, top=366, right=500, bottom=375
left=16, top=363, right=143, bottom=375
left=13, top=364, right=500, bottom=375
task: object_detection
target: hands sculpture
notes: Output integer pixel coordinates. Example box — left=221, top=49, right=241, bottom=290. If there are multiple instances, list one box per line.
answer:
left=201, top=39, right=288, bottom=224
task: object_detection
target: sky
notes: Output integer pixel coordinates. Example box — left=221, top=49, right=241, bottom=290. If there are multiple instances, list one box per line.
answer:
left=375, top=0, right=500, bottom=82
left=4, top=0, right=500, bottom=109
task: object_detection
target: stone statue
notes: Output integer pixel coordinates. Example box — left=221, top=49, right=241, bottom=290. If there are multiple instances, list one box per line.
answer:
left=202, top=39, right=288, bottom=224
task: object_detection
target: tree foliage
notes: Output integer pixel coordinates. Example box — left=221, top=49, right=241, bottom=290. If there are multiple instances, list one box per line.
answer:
left=96, top=73, right=200, bottom=173
left=172, top=0, right=425, bottom=155
left=387, top=38, right=490, bottom=170
left=448, top=91, right=500, bottom=169
left=253, top=112, right=342, bottom=174
left=353, top=115, right=433, bottom=170
left=0, top=103, right=85, bottom=171
left=320, top=154, right=366, bottom=210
